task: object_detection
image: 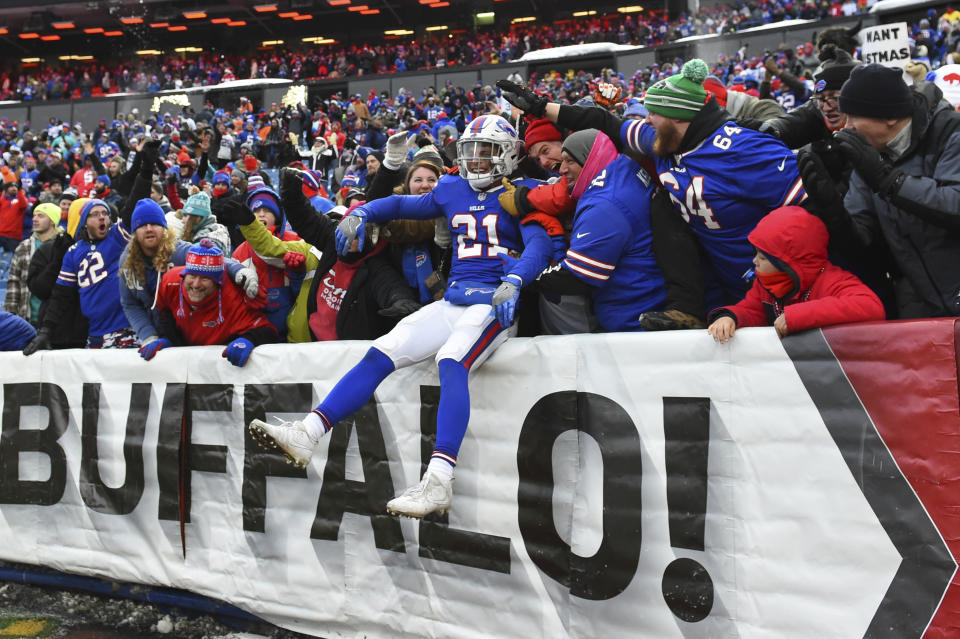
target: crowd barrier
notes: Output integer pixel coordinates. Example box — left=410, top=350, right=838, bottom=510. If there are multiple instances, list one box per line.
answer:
left=0, top=319, right=957, bottom=638
left=0, top=15, right=870, bottom=133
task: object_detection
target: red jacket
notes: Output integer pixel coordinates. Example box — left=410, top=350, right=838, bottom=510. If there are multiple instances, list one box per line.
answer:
left=0, top=189, right=28, bottom=239
left=157, top=266, right=276, bottom=345
left=713, top=206, right=885, bottom=333
left=69, top=167, right=97, bottom=198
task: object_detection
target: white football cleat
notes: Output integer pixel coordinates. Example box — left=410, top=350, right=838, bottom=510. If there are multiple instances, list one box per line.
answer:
left=386, top=471, right=453, bottom=519
left=249, top=418, right=318, bottom=468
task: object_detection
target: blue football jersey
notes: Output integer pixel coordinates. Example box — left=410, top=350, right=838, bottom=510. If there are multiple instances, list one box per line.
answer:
left=361, top=174, right=548, bottom=289
left=56, top=223, right=132, bottom=337
left=620, top=119, right=807, bottom=298
left=563, top=156, right=666, bottom=331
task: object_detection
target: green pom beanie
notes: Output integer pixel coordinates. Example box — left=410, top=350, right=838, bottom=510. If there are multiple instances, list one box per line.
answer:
left=643, top=59, right=710, bottom=121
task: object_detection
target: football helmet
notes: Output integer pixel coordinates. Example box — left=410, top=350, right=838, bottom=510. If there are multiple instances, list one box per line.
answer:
left=457, top=115, right=521, bottom=190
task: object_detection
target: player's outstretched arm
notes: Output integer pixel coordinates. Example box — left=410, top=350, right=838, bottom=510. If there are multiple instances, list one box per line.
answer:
left=506, top=223, right=553, bottom=286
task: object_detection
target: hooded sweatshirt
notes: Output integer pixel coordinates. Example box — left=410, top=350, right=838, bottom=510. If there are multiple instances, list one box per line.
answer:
left=710, top=206, right=885, bottom=331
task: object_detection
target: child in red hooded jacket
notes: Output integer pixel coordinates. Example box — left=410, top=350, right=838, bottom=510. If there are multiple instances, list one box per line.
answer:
left=707, top=206, right=885, bottom=342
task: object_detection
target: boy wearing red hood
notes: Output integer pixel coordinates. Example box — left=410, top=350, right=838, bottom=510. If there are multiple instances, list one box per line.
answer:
left=707, top=206, right=885, bottom=342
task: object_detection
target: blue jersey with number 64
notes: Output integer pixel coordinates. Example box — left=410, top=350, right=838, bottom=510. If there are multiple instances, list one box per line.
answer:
left=620, top=119, right=807, bottom=299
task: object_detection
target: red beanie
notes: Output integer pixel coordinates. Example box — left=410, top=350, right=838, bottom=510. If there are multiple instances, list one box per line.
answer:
left=524, top=117, right=563, bottom=153
left=702, top=76, right=728, bottom=108
left=244, top=156, right=259, bottom=172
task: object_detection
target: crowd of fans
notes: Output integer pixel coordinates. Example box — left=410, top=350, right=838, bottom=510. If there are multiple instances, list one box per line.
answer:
left=0, top=0, right=885, bottom=102
left=1, top=11, right=959, bottom=515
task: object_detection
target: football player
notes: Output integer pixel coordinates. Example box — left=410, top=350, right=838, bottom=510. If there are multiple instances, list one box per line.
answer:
left=249, top=115, right=552, bottom=519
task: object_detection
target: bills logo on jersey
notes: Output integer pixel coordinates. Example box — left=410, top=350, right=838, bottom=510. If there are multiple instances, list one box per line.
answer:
left=466, top=287, right=495, bottom=296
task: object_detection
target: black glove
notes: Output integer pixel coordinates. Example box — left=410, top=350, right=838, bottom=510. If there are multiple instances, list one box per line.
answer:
left=138, top=139, right=161, bottom=176
left=378, top=298, right=422, bottom=318
left=217, top=199, right=256, bottom=227
left=797, top=147, right=844, bottom=211
left=735, top=117, right=765, bottom=132
left=52, top=232, right=74, bottom=261
left=279, top=167, right=307, bottom=204
left=23, top=328, right=52, bottom=356
left=495, top=79, right=548, bottom=118
left=832, top=129, right=904, bottom=197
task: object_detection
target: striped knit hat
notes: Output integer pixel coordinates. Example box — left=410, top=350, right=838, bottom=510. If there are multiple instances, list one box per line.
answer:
left=643, top=59, right=710, bottom=121
left=179, top=238, right=225, bottom=325
left=182, top=238, right=224, bottom=284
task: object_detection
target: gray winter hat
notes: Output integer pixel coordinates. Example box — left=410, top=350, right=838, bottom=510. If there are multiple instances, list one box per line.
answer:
left=561, top=129, right=599, bottom=166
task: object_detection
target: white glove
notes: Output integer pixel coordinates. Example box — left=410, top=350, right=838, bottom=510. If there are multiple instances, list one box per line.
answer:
left=383, top=130, right=412, bottom=171
left=336, top=209, right=368, bottom=255
left=234, top=266, right=259, bottom=299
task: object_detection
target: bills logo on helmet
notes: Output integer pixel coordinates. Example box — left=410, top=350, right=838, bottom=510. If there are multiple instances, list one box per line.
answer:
left=470, top=117, right=488, bottom=136
left=496, top=120, right=517, bottom=137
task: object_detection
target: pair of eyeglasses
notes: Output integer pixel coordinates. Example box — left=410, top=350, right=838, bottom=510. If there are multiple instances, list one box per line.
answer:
left=815, top=95, right=839, bottom=108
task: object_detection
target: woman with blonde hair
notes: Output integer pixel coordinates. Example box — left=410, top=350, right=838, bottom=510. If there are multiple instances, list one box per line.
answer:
left=120, top=198, right=260, bottom=359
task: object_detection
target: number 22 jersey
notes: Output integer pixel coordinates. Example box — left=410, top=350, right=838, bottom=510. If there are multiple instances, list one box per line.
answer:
left=57, top=223, right=132, bottom=337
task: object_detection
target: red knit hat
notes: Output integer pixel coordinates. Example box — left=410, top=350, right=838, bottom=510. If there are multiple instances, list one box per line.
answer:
left=702, top=76, right=728, bottom=108
left=524, top=117, right=563, bottom=153
left=244, top=156, right=259, bottom=172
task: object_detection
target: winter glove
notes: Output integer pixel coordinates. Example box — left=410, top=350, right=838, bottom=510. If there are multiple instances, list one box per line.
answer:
left=378, top=298, right=422, bottom=317
left=222, top=337, right=254, bottom=367
left=763, top=56, right=781, bottom=77
left=498, top=177, right=533, bottom=218
left=335, top=209, right=368, bottom=256
left=278, top=166, right=306, bottom=203
left=139, top=338, right=171, bottom=361
left=796, top=147, right=858, bottom=245
left=283, top=251, right=306, bottom=272
left=217, top=199, right=256, bottom=227
left=138, top=139, right=161, bottom=177
left=491, top=274, right=522, bottom=327
left=735, top=117, right=765, bottom=132
left=52, top=232, right=74, bottom=261
left=233, top=265, right=259, bottom=298
left=383, top=130, right=412, bottom=171
left=593, top=82, right=622, bottom=109
left=832, top=129, right=904, bottom=197
left=495, top=79, right=548, bottom=118
left=797, top=147, right=844, bottom=211
left=22, top=328, right=52, bottom=356
left=165, top=166, right=180, bottom=185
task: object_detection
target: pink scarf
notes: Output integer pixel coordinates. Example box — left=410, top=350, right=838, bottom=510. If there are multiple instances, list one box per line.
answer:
left=571, top=132, right=620, bottom=200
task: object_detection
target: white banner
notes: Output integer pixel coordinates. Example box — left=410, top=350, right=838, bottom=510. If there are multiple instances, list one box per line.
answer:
left=0, top=330, right=947, bottom=638
left=860, top=22, right=911, bottom=68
